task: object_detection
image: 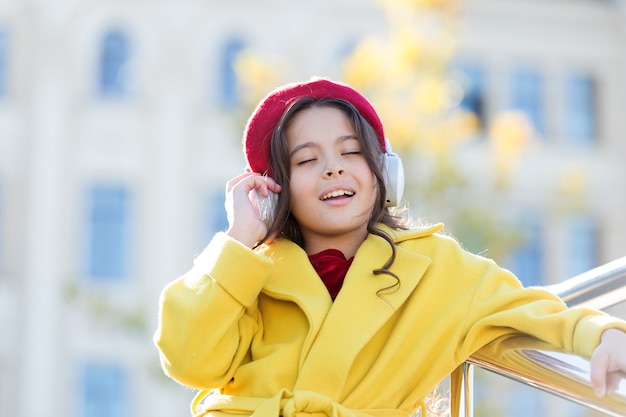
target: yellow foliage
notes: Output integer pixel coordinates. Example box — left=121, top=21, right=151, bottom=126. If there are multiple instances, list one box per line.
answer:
left=488, top=111, right=534, bottom=156
left=444, top=110, right=480, bottom=142
left=232, top=0, right=469, bottom=160
left=342, top=0, right=463, bottom=154
left=233, top=0, right=467, bottom=164
left=231, top=0, right=545, bottom=260
left=341, top=37, right=387, bottom=89
left=234, top=50, right=282, bottom=105
left=488, top=111, right=535, bottom=188
left=413, top=77, right=449, bottom=113
left=393, top=28, right=423, bottom=69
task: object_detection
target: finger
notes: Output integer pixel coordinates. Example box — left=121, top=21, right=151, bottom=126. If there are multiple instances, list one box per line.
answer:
left=227, top=176, right=261, bottom=202
left=247, top=176, right=282, bottom=198
left=590, top=350, right=609, bottom=397
left=606, top=371, right=624, bottom=396
left=264, top=176, right=282, bottom=193
left=226, top=172, right=255, bottom=194
left=225, top=174, right=264, bottom=216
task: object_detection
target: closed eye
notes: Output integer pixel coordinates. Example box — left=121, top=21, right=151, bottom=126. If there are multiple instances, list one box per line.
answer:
left=296, top=158, right=317, bottom=166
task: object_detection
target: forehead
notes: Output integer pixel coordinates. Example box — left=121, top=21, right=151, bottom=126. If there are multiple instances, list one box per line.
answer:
left=285, top=106, right=356, bottom=145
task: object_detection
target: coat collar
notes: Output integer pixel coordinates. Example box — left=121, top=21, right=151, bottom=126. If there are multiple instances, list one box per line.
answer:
left=257, top=223, right=443, bottom=308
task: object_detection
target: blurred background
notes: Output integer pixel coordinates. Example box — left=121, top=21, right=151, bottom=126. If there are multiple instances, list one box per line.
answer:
left=0, top=0, right=625, bottom=416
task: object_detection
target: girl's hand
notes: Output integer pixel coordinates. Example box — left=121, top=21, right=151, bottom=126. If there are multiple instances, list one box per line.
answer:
left=224, top=172, right=281, bottom=248
left=590, top=328, right=626, bottom=397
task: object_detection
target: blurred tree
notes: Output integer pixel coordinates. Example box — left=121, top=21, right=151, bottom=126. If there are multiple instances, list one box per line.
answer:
left=340, top=0, right=539, bottom=261
left=235, top=0, right=539, bottom=262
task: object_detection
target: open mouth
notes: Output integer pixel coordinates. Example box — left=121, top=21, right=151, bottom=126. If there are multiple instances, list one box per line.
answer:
left=320, top=190, right=355, bottom=201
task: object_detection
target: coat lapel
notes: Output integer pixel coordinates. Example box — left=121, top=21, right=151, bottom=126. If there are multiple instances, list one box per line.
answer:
left=293, top=229, right=435, bottom=397
left=259, top=239, right=334, bottom=366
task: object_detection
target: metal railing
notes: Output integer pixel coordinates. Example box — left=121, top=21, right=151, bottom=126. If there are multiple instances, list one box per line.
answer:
left=461, top=256, right=626, bottom=417
left=548, top=256, right=626, bottom=310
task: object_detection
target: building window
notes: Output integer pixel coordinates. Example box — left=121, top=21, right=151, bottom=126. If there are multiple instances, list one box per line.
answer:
left=563, top=71, right=597, bottom=145
left=511, top=68, right=545, bottom=135
left=205, top=188, right=228, bottom=244
left=456, top=62, right=486, bottom=126
left=507, top=214, right=544, bottom=286
left=564, top=215, right=598, bottom=279
left=220, top=38, right=245, bottom=107
left=0, top=29, right=8, bottom=97
left=81, top=363, right=129, bottom=417
left=98, top=30, right=131, bottom=97
left=86, top=185, right=130, bottom=280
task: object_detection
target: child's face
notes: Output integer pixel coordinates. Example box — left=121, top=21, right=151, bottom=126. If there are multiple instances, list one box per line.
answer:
left=286, top=106, right=378, bottom=252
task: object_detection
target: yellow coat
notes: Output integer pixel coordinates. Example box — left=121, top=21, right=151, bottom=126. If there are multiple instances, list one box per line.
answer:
left=154, top=224, right=626, bottom=417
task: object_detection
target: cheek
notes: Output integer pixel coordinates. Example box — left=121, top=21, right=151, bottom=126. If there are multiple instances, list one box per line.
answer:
left=288, top=172, right=308, bottom=203
left=358, top=163, right=378, bottom=189
left=288, top=171, right=302, bottom=191
left=365, top=171, right=380, bottom=205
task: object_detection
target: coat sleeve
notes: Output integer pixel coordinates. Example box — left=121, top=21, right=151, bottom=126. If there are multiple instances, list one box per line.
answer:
left=153, top=232, right=273, bottom=389
left=451, top=245, right=626, bottom=361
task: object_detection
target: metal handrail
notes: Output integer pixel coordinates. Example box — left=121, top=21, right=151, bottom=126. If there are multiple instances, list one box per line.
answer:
left=548, top=256, right=626, bottom=310
left=467, top=339, right=626, bottom=417
left=461, top=257, right=626, bottom=417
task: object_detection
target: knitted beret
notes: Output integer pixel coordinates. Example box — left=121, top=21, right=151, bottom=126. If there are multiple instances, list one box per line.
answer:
left=243, top=77, right=386, bottom=176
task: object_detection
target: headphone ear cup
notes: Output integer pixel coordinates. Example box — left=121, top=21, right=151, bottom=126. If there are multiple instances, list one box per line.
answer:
left=381, top=152, right=405, bottom=207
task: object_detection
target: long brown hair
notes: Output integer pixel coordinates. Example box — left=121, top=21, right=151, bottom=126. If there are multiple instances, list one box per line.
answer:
left=257, top=96, right=411, bottom=290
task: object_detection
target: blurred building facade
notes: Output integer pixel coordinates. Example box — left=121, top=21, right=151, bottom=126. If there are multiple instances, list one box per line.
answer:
left=0, top=1, right=624, bottom=417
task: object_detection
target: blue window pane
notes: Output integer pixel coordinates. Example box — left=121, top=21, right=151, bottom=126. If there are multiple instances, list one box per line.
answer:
left=220, top=39, right=245, bottom=107
left=507, top=215, right=543, bottom=286
left=337, top=39, right=358, bottom=61
left=99, top=30, right=130, bottom=96
left=564, top=216, right=598, bottom=278
left=0, top=29, right=8, bottom=97
left=87, top=185, right=130, bottom=279
left=82, top=363, right=128, bottom=417
left=456, top=62, right=485, bottom=123
left=511, top=68, right=545, bottom=135
left=206, top=189, right=228, bottom=242
left=564, top=72, right=596, bottom=144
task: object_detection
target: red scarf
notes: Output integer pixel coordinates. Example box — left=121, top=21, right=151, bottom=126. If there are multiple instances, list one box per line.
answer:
left=308, top=249, right=354, bottom=300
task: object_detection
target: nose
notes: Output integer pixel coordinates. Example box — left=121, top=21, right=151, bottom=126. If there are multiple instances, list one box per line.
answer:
left=324, top=159, right=345, bottom=178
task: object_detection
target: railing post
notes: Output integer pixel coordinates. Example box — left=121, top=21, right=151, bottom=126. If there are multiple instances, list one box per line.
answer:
left=458, top=362, right=473, bottom=417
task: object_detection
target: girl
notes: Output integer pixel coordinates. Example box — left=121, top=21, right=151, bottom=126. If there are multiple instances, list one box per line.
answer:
left=154, top=78, right=626, bottom=417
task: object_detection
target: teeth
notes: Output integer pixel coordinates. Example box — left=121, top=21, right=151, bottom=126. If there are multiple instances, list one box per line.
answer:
left=321, top=190, right=355, bottom=200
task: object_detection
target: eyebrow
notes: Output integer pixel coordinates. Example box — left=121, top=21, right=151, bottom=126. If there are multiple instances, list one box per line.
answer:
left=289, top=135, right=359, bottom=157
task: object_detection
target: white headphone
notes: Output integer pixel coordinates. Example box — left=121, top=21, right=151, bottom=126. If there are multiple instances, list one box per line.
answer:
left=380, top=137, right=405, bottom=207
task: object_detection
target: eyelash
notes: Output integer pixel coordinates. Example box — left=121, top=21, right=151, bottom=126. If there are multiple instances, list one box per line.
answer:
left=297, top=158, right=316, bottom=166
left=295, top=151, right=361, bottom=166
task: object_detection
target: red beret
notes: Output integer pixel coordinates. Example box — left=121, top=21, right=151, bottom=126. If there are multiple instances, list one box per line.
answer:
left=243, top=77, right=386, bottom=176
